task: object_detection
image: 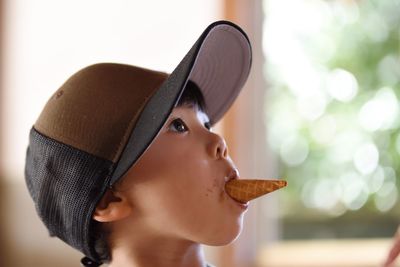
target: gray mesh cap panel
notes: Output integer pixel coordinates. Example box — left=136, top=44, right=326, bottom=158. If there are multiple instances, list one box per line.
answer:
left=25, top=128, right=114, bottom=259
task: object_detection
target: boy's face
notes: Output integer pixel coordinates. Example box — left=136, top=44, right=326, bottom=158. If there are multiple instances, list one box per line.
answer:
left=116, top=104, right=247, bottom=245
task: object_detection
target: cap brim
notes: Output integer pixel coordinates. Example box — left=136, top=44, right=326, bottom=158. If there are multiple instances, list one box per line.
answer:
left=188, top=21, right=252, bottom=124
left=110, top=20, right=252, bottom=185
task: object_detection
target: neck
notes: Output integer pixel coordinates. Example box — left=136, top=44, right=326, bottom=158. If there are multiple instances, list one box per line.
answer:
left=108, top=236, right=207, bottom=267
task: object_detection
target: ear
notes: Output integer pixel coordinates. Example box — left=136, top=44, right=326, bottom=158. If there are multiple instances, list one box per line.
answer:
left=92, top=189, right=132, bottom=223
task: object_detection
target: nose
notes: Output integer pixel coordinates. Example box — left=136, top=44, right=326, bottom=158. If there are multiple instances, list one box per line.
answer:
left=207, top=132, right=228, bottom=159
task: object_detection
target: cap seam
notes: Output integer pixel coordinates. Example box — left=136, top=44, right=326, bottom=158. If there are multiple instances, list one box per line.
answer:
left=33, top=123, right=114, bottom=162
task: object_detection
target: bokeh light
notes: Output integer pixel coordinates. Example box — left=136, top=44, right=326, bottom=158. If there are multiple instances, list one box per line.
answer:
left=358, top=87, right=399, bottom=132
left=353, top=142, right=379, bottom=175
left=326, top=68, right=358, bottom=102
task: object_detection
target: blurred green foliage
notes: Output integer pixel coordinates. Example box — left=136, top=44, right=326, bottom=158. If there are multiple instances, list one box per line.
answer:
left=264, top=0, right=400, bottom=232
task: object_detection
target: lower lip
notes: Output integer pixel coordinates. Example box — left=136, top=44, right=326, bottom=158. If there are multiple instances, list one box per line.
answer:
left=235, top=201, right=249, bottom=211
left=226, top=192, right=249, bottom=211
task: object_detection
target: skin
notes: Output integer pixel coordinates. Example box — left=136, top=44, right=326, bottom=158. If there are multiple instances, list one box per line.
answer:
left=93, top=104, right=248, bottom=267
left=383, top=226, right=400, bottom=267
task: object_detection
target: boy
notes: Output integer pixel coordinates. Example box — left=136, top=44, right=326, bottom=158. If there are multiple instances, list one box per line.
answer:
left=25, top=21, right=283, bottom=267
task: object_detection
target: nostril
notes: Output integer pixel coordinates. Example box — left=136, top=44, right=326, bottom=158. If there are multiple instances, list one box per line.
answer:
left=216, top=146, right=228, bottom=159
left=208, top=132, right=228, bottom=159
left=216, top=147, right=221, bottom=158
left=217, top=142, right=228, bottom=159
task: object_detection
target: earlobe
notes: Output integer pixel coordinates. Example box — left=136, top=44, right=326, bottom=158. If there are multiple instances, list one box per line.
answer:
left=92, top=189, right=132, bottom=222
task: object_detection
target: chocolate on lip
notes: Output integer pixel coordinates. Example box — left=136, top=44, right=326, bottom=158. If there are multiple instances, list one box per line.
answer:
left=225, top=179, right=287, bottom=203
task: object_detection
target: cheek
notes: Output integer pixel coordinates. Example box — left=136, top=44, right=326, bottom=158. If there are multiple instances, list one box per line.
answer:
left=204, top=173, right=225, bottom=202
left=132, top=161, right=220, bottom=227
left=126, top=154, right=205, bottom=211
left=122, top=137, right=233, bottom=231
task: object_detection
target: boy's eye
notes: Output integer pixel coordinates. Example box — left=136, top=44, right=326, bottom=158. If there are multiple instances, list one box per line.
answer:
left=169, top=118, right=189, bottom=133
left=204, top=122, right=212, bottom=131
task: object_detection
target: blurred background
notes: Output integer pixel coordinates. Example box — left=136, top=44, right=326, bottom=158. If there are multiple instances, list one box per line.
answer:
left=0, top=0, right=399, bottom=266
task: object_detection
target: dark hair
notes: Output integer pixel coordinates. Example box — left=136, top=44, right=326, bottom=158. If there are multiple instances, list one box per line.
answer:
left=177, top=80, right=205, bottom=111
left=90, top=80, right=205, bottom=265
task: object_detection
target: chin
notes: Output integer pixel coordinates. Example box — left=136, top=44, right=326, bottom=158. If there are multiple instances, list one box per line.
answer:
left=203, top=218, right=244, bottom=246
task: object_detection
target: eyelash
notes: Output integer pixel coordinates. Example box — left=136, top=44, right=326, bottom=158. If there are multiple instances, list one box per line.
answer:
left=168, top=118, right=211, bottom=133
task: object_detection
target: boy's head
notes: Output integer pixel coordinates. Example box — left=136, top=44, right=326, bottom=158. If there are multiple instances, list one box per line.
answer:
left=24, top=21, right=252, bottom=263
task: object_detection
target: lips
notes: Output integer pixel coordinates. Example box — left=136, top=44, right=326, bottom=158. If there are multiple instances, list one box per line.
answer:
left=225, top=168, right=239, bottom=183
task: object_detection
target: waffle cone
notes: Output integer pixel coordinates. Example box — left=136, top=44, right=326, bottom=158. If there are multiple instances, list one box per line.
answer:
left=225, top=179, right=287, bottom=203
